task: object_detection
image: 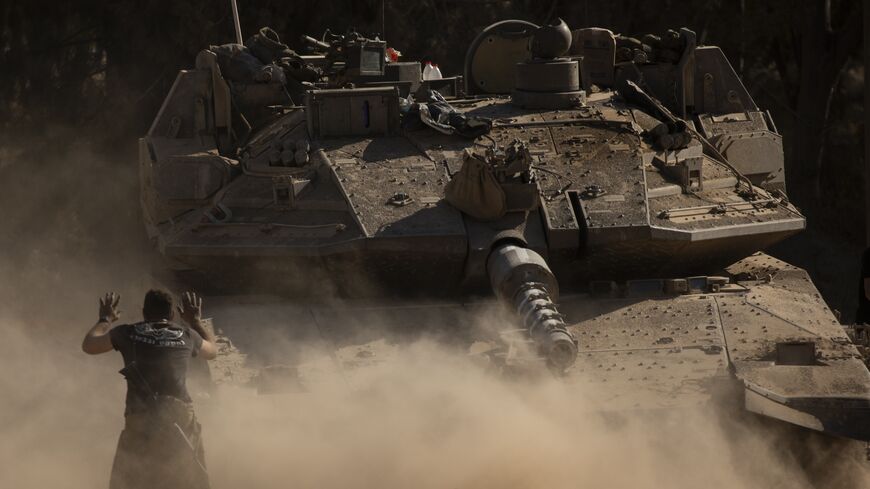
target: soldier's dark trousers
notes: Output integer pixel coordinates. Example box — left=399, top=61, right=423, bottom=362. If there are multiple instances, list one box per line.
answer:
left=109, top=399, right=210, bottom=489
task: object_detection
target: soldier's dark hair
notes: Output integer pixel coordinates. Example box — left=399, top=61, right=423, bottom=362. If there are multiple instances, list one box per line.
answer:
left=143, top=289, right=174, bottom=321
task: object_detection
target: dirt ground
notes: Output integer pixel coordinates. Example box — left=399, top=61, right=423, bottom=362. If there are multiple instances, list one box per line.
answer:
left=1, top=134, right=868, bottom=489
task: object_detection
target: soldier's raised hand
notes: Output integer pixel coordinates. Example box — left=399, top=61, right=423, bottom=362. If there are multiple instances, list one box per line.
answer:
left=98, top=292, right=121, bottom=323
left=177, top=291, right=203, bottom=326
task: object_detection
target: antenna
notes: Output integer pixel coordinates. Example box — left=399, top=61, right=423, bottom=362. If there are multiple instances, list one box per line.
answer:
left=381, top=0, right=386, bottom=40
left=230, top=0, right=243, bottom=44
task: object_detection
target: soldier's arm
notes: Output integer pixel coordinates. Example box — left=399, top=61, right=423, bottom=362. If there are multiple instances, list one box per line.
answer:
left=178, top=292, right=218, bottom=360
left=189, top=318, right=219, bottom=360
left=82, top=292, right=121, bottom=355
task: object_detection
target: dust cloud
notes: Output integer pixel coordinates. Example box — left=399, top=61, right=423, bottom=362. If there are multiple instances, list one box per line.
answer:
left=0, top=135, right=868, bottom=489
left=201, top=340, right=868, bottom=489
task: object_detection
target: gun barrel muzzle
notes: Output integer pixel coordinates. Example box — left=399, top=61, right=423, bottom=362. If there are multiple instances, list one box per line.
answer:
left=487, top=244, right=578, bottom=369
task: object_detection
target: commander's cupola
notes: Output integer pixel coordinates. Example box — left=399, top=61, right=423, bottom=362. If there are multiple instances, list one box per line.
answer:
left=511, top=18, right=585, bottom=109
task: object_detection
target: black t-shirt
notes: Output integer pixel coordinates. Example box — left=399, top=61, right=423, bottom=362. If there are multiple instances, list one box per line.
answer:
left=858, top=248, right=870, bottom=324
left=110, top=321, right=204, bottom=414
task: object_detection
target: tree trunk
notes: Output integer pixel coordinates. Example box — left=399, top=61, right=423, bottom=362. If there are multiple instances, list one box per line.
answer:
left=865, top=0, right=870, bottom=245
left=788, top=0, right=861, bottom=211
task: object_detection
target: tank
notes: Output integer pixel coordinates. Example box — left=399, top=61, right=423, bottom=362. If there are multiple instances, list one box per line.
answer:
left=139, top=21, right=870, bottom=441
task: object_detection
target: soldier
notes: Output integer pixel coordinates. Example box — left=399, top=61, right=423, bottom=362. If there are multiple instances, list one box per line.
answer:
left=82, top=290, right=217, bottom=489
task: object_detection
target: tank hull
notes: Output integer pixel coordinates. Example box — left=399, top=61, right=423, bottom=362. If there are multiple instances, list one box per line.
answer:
left=200, top=253, right=869, bottom=441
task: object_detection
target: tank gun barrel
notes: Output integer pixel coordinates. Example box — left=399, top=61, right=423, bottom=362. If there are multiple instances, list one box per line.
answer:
left=487, top=244, right=577, bottom=369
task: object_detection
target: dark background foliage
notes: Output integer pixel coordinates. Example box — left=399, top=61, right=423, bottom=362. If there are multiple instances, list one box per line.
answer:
left=0, top=0, right=864, bottom=317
